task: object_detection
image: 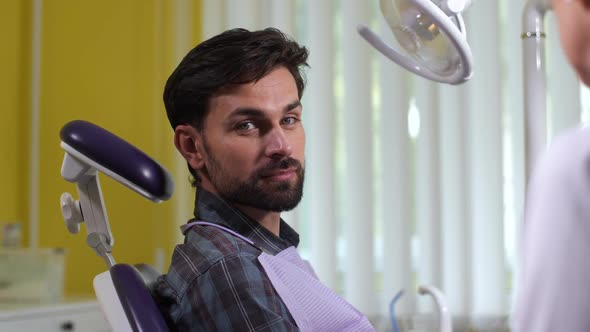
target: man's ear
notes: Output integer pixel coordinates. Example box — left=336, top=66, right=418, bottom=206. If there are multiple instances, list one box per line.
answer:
left=174, top=125, right=205, bottom=170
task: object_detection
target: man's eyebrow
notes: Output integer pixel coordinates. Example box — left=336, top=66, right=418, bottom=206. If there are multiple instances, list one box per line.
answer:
left=228, top=108, right=265, bottom=118
left=285, top=100, right=302, bottom=112
left=228, top=100, right=302, bottom=118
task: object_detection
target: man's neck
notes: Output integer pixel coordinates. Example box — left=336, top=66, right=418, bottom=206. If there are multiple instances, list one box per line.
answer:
left=234, top=204, right=281, bottom=236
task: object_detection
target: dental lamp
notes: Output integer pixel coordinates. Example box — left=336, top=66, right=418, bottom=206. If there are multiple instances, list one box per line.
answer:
left=359, top=0, right=553, bottom=179
left=59, top=120, right=174, bottom=268
left=358, top=0, right=474, bottom=85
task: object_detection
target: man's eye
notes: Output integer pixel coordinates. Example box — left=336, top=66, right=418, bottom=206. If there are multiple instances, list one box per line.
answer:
left=281, top=117, right=298, bottom=125
left=237, top=122, right=255, bottom=131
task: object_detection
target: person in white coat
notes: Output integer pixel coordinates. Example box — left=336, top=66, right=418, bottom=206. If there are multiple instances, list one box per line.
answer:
left=513, top=0, right=590, bottom=331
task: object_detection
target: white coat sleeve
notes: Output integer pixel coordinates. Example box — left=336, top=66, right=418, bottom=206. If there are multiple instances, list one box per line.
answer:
left=513, top=125, right=590, bottom=332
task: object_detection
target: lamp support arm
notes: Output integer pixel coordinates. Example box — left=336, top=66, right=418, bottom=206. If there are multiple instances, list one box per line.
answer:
left=522, top=0, right=552, bottom=181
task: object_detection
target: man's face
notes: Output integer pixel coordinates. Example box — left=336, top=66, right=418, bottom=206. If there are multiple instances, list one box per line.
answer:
left=197, top=67, right=305, bottom=212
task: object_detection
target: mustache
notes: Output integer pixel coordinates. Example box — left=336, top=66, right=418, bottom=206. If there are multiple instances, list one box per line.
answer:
left=256, top=158, right=303, bottom=177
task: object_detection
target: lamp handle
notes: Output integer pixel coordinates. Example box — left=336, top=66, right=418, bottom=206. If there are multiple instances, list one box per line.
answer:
left=440, top=0, right=474, bottom=15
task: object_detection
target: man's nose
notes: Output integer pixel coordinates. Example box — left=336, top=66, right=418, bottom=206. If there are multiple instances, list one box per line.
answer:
left=264, top=127, right=293, bottom=159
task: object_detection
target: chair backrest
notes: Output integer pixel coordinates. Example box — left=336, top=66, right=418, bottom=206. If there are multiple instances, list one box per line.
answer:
left=59, top=120, right=175, bottom=331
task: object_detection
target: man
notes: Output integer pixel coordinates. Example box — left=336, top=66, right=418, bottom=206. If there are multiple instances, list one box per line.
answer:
left=513, top=0, right=590, bottom=331
left=153, top=28, right=374, bottom=331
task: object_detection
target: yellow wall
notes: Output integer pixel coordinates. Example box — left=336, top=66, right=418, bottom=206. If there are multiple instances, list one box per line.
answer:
left=0, top=0, right=27, bottom=237
left=1, top=0, right=202, bottom=297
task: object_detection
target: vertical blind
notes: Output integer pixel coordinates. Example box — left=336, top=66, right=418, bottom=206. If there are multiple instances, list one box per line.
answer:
left=197, top=0, right=589, bottom=328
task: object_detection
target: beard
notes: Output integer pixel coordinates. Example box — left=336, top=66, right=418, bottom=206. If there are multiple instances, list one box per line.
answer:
left=203, top=145, right=305, bottom=212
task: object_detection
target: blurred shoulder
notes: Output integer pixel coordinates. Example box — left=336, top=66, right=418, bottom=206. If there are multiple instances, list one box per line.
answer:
left=534, top=125, right=590, bottom=181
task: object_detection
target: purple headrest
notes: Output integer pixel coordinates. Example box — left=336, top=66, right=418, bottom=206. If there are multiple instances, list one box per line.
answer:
left=60, top=120, right=174, bottom=201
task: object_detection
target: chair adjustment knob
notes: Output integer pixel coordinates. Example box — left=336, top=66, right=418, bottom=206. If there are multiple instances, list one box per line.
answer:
left=60, top=192, right=83, bottom=234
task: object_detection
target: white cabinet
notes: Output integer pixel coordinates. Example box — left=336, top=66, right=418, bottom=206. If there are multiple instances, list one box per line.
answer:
left=0, top=301, right=110, bottom=331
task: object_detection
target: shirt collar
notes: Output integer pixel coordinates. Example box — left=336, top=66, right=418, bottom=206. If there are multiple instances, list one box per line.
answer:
left=192, top=187, right=300, bottom=254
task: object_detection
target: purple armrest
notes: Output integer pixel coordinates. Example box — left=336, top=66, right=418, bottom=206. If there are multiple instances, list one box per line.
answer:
left=110, top=264, right=169, bottom=332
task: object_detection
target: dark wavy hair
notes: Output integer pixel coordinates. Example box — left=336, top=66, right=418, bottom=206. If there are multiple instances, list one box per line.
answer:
left=163, top=28, right=309, bottom=183
left=164, top=28, right=309, bottom=131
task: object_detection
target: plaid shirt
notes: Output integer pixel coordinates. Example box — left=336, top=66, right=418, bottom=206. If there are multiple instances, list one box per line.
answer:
left=153, top=188, right=300, bottom=331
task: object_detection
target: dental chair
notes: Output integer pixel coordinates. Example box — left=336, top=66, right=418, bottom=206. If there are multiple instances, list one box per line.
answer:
left=58, top=120, right=173, bottom=332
